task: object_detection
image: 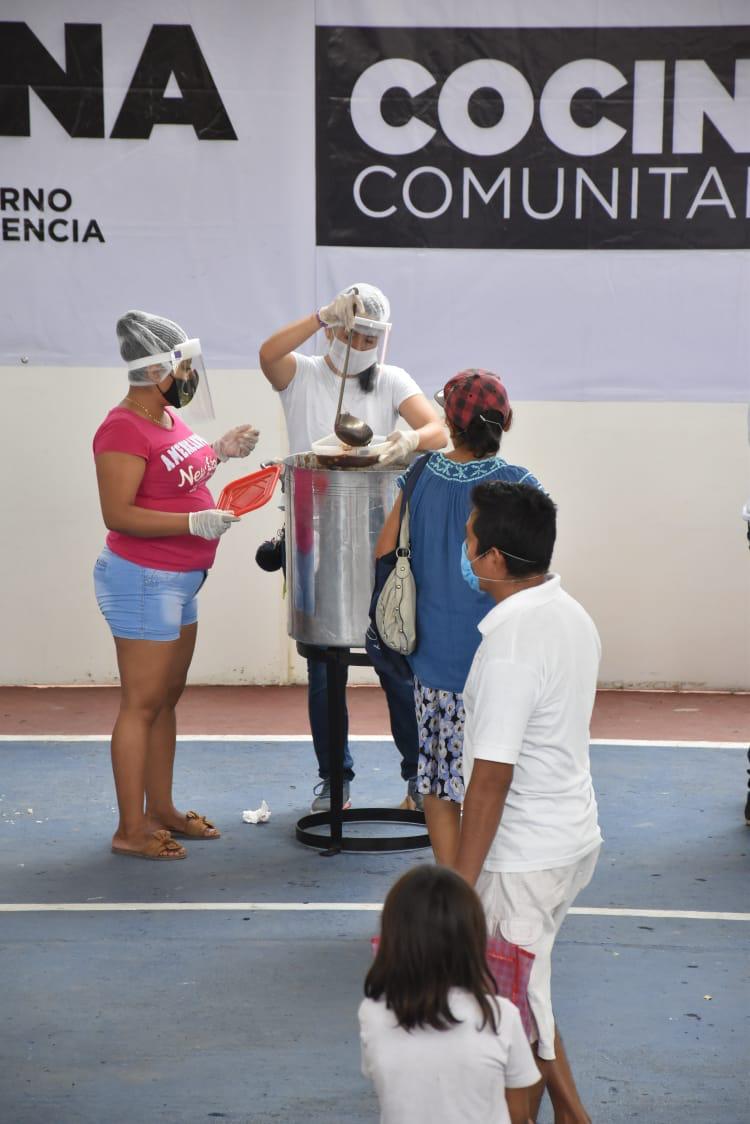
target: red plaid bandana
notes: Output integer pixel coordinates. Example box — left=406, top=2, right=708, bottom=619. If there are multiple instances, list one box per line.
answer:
left=443, top=369, right=510, bottom=431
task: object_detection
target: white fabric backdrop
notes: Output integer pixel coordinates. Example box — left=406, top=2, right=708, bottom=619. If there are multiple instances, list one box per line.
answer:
left=2, top=0, right=748, bottom=401
left=0, top=0, right=316, bottom=369
left=315, top=0, right=750, bottom=400
left=1, top=0, right=749, bottom=688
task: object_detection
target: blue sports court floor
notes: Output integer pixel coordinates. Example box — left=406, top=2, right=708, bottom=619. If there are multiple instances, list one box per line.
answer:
left=1, top=735, right=748, bottom=1123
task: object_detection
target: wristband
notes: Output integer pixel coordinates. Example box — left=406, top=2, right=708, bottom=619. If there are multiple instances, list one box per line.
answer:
left=315, top=310, right=325, bottom=329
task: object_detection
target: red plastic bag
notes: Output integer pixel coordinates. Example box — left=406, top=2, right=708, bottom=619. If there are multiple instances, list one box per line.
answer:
left=369, top=934, right=535, bottom=1040
left=486, top=935, right=536, bottom=1040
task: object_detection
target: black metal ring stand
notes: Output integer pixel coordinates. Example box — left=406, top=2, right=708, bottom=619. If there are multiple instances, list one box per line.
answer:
left=295, top=642, right=430, bottom=856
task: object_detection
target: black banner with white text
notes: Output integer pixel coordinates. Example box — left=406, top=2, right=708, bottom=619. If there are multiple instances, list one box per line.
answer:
left=316, top=25, right=750, bottom=249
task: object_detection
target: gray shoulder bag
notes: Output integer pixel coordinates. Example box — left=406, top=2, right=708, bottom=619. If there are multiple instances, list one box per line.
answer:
left=374, top=455, right=431, bottom=655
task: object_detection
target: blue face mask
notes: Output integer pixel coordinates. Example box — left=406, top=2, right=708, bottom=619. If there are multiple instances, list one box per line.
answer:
left=461, top=541, right=482, bottom=592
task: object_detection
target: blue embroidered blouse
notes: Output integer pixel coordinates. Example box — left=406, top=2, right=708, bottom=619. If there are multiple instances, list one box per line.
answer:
left=398, top=452, right=543, bottom=694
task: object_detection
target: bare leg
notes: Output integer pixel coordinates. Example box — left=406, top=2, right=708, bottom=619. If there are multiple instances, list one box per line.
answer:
left=142, top=624, right=216, bottom=837
left=533, top=1028, right=591, bottom=1124
left=110, top=635, right=188, bottom=856
left=423, top=795, right=462, bottom=866
left=143, top=703, right=179, bottom=833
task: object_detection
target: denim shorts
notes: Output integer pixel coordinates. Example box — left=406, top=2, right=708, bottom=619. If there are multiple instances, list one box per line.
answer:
left=93, top=547, right=207, bottom=642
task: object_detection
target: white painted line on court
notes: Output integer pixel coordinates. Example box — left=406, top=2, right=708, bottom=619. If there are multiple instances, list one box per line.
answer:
left=1, top=902, right=748, bottom=921
left=0, top=735, right=746, bottom=748
left=568, top=907, right=750, bottom=922
left=590, top=739, right=747, bottom=749
left=0, top=901, right=381, bottom=913
left=0, top=734, right=306, bottom=743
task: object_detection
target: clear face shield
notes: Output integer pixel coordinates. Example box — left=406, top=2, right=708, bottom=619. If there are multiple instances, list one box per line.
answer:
left=327, top=315, right=391, bottom=380
left=127, top=338, right=215, bottom=421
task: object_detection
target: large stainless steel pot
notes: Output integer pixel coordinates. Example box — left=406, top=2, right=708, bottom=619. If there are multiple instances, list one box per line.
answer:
left=284, top=455, right=401, bottom=647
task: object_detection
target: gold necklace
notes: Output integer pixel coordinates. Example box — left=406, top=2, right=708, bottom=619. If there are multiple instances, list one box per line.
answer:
left=125, top=396, right=169, bottom=427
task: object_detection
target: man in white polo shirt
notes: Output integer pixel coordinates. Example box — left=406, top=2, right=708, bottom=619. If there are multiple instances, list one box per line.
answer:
left=454, top=481, right=602, bottom=1124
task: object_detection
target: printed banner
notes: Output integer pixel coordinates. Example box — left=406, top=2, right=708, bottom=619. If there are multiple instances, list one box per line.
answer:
left=0, top=2, right=316, bottom=368
left=316, top=24, right=750, bottom=250
left=1, top=2, right=748, bottom=402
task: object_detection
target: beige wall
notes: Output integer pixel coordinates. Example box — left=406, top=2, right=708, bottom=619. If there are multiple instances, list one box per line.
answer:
left=2, top=365, right=748, bottom=689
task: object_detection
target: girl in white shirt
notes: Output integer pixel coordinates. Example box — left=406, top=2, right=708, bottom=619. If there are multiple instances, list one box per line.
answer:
left=359, top=865, right=540, bottom=1124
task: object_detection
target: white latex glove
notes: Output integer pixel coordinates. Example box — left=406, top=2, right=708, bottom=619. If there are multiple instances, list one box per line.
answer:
left=318, top=290, right=364, bottom=332
left=213, top=425, right=260, bottom=462
left=378, top=429, right=420, bottom=466
left=188, top=509, right=240, bottom=539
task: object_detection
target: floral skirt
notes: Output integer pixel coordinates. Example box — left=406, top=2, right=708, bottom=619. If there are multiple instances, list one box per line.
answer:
left=414, top=678, right=466, bottom=803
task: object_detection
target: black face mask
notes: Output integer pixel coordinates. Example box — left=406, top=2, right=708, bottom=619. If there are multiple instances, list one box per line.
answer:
left=160, top=371, right=199, bottom=409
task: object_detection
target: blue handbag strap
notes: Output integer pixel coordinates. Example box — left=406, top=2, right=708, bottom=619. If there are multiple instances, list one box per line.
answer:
left=397, top=453, right=431, bottom=533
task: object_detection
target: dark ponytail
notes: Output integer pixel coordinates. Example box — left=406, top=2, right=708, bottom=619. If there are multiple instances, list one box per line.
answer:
left=358, top=364, right=378, bottom=393
left=459, top=409, right=506, bottom=458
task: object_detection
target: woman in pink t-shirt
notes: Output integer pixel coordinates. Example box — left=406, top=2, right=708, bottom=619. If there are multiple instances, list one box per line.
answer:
left=93, top=310, right=260, bottom=861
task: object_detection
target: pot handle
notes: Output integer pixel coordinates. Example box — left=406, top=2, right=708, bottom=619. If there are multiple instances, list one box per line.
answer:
left=261, top=459, right=287, bottom=492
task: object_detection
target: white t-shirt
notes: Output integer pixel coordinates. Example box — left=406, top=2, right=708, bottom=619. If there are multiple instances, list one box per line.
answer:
left=279, top=352, right=422, bottom=455
left=359, top=990, right=540, bottom=1124
left=463, top=574, right=603, bottom=873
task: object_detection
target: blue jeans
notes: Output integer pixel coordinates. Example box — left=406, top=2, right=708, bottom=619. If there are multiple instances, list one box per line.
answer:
left=307, top=655, right=419, bottom=783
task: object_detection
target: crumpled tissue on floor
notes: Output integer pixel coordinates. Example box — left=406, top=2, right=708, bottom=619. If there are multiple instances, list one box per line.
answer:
left=242, top=800, right=271, bottom=824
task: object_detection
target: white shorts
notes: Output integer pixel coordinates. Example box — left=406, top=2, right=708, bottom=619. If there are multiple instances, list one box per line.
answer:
left=476, top=845, right=600, bottom=1062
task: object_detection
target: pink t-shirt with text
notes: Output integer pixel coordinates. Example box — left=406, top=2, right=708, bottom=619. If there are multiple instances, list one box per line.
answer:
left=93, top=407, right=219, bottom=571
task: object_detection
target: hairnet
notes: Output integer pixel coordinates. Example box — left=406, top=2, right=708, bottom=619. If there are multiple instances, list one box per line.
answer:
left=342, top=283, right=391, bottom=324
left=117, top=310, right=188, bottom=385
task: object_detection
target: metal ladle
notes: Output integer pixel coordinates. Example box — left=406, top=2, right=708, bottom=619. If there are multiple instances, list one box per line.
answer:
left=333, top=329, right=373, bottom=448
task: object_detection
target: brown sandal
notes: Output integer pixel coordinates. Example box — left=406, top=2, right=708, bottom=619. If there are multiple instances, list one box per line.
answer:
left=111, top=829, right=187, bottom=861
left=169, top=810, right=221, bottom=840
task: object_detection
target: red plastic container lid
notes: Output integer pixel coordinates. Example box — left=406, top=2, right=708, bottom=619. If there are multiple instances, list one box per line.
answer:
left=216, top=464, right=282, bottom=516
